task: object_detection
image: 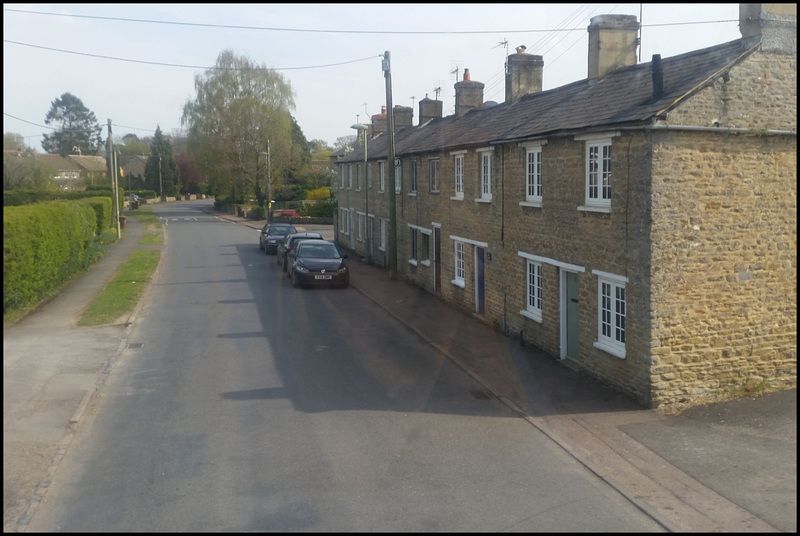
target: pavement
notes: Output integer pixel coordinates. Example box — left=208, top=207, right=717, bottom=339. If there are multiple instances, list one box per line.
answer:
left=3, top=200, right=796, bottom=533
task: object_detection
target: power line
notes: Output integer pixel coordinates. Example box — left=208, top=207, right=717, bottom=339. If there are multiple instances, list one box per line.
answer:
left=3, top=7, right=739, bottom=35
left=3, top=40, right=381, bottom=72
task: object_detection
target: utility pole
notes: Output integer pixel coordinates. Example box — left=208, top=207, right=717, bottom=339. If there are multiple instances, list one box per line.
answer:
left=107, top=119, right=121, bottom=238
left=383, top=51, right=398, bottom=279
left=158, top=155, right=163, bottom=203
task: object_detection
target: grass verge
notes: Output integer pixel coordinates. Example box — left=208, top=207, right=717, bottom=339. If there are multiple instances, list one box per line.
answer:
left=77, top=249, right=161, bottom=326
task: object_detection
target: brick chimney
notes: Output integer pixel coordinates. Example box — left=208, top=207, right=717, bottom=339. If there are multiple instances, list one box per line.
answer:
left=740, top=3, right=797, bottom=54
left=393, top=105, right=413, bottom=131
left=371, top=105, right=387, bottom=135
left=418, top=94, right=443, bottom=125
left=505, top=46, right=543, bottom=103
left=454, top=68, right=485, bottom=117
left=587, top=14, right=639, bottom=80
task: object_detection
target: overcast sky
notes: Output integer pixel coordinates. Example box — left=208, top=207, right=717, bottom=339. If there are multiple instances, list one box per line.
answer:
left=4, top=3, right=743, bottom=152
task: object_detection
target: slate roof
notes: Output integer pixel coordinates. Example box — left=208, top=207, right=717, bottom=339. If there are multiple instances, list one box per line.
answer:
left=67, top=154, right=107, bottom=173
left=336, top=38, right=759, bottom=163
left=120, top=155, right=147, bottom=176
left=2, top=151, right=82, bottom=172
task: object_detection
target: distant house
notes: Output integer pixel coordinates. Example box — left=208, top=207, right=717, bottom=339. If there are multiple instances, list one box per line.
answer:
left=67, top=154, right=107, bottom=185
left=332, top=4, right=797, bottom=409
left=3, top=150, right=83, bottom=189
left=120, top=155, right=147, bottom=178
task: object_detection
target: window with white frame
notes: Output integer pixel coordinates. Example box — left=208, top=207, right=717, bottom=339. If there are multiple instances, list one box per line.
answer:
left=395, top=159, right=402, bottom=194
left=582, top=136, right=612, bottom=209
left=409, top=227, right=418, bottom=265
left=340, top=165, right=345, bottom=188
left=453, top=153, right=464, bottom=199
left=479, top=149, right=492, bottom=201
left=453, top=241, right=465, bottom=286
left=592, top=270, right=627, bottom=358
left=421, top=231, right=430, bottom=266
left=379, top=161, right=385, bottom=191
left=524, top=260, right=543, bottom=322
left=358, top=211, right=366, bottom=242
left=429, top=158, right=439, bottom=193
left=410, top=159, right=417, bottom=194
left=339, top=207, right=350, bottom=235
left=379, top=218, right=388, bottom=251
left=525, top=144, right=543, bottom=204
left=348, top=164, right=353, bottom=189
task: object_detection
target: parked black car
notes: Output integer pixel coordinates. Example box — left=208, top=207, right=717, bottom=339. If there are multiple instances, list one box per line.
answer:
left=276, top=232, right=324, bottom=271
left=259, top=222, right=297, bottom=254
left=287, top=239, right=349, bottom=288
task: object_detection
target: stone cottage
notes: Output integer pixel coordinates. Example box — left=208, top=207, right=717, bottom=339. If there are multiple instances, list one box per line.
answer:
left=332, top=4, right=796, bottom=409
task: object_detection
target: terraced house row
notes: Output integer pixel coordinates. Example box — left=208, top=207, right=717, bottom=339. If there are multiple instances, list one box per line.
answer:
left=331, top=4, right=797, bottom=409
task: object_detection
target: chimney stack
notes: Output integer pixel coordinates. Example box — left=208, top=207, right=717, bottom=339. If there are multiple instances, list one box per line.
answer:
left=740, top=3, right=797, bottom=54
left=454, top=68, right=485, bottom=117
left=419, top=94, right=443, bottom=125
left=587, top=14, right=639, bottom=80
left=371, top=105, right=387, bottom=135
left=393, top=105, right=413, bottom=131
left=505, top=47, right=543, bottom=103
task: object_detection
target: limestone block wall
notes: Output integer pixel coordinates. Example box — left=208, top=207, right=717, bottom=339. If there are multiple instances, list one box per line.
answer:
left=665, top=52, right=797, bottom=131
left=648, top=132, right=797, bottom=406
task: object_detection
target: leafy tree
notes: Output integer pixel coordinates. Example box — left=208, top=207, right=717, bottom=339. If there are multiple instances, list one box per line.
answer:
left=181, top=49, right=295, bottom=205
left=116, top=133, right=151, bottom=159
left=41, top=93, right=103, bottom=156
left=3, top=153, right=56, bottom=191
left=333, top=135, right=357, bottom=152
left=174, top=153, right=207, bottom=194
left=309, top=139, right=332, bottom=154
left=4, top=132, right=27, bottom=151
left=144, top=126, right=181, bottom=198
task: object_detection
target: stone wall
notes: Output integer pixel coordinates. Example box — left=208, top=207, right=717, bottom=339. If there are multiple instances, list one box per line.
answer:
left=648, top=132, right=797, bottom=406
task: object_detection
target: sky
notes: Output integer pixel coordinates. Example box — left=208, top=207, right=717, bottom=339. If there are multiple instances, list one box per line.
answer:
left=3, top=4, right=743, bottom=152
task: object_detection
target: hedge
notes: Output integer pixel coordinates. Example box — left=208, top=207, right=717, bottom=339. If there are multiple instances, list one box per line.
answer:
left=4, top=200, right=100, bottom=315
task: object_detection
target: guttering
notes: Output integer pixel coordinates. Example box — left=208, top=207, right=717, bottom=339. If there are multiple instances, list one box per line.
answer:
left=636, top=125, right=796, bottom=136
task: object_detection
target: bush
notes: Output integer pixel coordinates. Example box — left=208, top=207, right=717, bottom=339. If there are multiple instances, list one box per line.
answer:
left=300, top=199, right=336, bottom=218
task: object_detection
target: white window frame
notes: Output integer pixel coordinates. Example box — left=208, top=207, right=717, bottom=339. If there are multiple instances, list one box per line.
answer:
left=340, top=164, right=345, bottom=188
left=521, top=141, right=545, bottom=207
left=379, top=161, right=386, bottom=192
left=452, top=240, right=465, bottom=287
left=522, top=259, right=543, bottom=323
left=592, top=269, right=628, bottom=359
left=409, top=159, right=418, bottom=195
left=348, top=164, right=353, bottom=190
left=576, top=133, right=616, bottom=212
left=408, top=226, right=418, bottom=265
left=339, top=207, right=350, bottom=235
left=421, top=230, right=431, bottom=266
left=357, top=211, right=366, bottom=242
left=429, top=158, right=439, bottom=193
left=477, top=148, right=492, bottom=202
left=394, top=159, right=402, bottom=194
left=451, top=152, right=465, bottom=200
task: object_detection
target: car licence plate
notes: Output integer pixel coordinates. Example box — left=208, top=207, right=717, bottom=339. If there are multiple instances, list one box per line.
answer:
left=315, top=275, right=332, bottom=280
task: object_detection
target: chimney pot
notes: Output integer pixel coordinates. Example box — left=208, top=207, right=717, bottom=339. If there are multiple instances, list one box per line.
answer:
left=463, top=68, right=470, bottom=81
